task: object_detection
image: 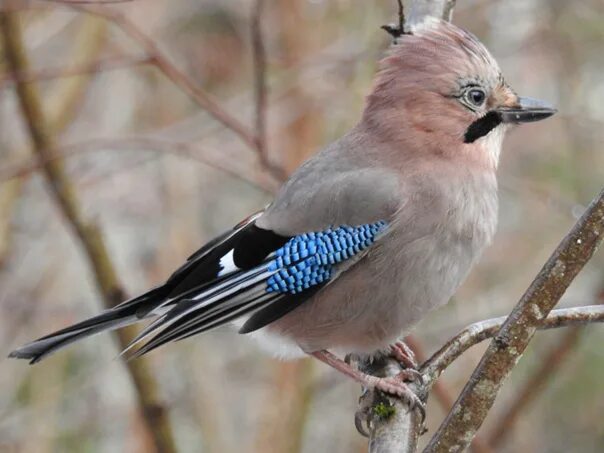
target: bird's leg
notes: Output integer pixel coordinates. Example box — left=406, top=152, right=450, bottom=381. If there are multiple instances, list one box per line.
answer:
left=310, top=350, right=425, bottom=416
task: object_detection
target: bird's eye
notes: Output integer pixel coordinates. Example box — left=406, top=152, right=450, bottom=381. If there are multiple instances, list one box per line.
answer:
left=464, top=88, right=486, bottom=107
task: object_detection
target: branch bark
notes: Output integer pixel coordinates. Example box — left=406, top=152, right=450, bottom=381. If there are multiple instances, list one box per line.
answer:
left=0, top=7, right=178, bottom=453
left=424, top=189, right=604, bottom=452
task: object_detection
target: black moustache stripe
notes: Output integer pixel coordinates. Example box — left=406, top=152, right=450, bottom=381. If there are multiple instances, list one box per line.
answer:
left=464, top=111, right=502, bottom=143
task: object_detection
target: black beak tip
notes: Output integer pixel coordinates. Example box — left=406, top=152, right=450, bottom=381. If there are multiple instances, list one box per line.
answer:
left=498, top=96, right=557, bottom=124
left=510, top=108, right=557, bottom=123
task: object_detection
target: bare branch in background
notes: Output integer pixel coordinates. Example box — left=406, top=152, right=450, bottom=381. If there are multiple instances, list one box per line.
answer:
left=39, top=0, right=134, bottom=4
left=0, top=180, right=22, bottom=265
left=44, top=13, right=108, bottom=132
left=0, top=7, right=178, bottom=453
left=425, top=189, right=604, bottom=452
left=0, top=136, right=279, bottom=193
left=250, top=0, right=286, bottom=183
left=0, top=13, right=107, bottom=278
left=4, top=0, right=298, bottom=185
left=0, top=54, right=151, bottom=87
left=0, top=14, right=107, bottom=267
left=65, top=4, right=262, bottom=153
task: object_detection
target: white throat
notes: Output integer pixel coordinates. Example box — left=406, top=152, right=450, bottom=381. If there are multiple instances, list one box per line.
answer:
left=475, top=123, right=507, bottom=169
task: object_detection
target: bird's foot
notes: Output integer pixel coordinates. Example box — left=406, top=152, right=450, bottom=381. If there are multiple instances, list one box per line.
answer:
left=354, top=373, right=425, bottom=437
left=367, top=374, right=426, bottom=421
left=311, top=349, right=426, bottom=435
left=389, top=340, right=418, bottom=369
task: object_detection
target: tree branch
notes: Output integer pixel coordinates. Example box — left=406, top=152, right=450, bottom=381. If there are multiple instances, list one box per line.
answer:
left=420, top=305, right=604, bottom=387
left=424, top=188, right=604, bottom=452
left=362, top=305, right=604, bottom=453
left=250, top=0, right=286, bottom=182
left=0, top=7, right=178, bottom=453
left=0, top=13, right=107, bottom=269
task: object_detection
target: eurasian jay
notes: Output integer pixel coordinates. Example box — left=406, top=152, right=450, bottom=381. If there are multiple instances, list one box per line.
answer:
left=10, top=19, right=556, bottom=408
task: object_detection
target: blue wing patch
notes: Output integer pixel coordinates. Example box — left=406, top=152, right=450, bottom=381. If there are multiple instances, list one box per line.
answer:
left=265, top=221, right=388, bottom=294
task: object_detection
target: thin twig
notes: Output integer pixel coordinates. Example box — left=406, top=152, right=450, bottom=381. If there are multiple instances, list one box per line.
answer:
left=424, top=188, right=604, bottom=452
left=0, top=54, right=151, bottom=87
left=0, top=8, right=178, bottom=453
left=0, top=180, right=22, bottom=265
left=251, top=1, right=267, bottom=165
left=381, top=0, right=408, bottom=39
left=45, top=13, right=108, bottom=132
left=0, top=136, right=279, bottom=193
left=250, top=0, right=285, bottom=181
left=420, top=305, right=604, bottom=387
left=39, top=0, right=135, bottom=4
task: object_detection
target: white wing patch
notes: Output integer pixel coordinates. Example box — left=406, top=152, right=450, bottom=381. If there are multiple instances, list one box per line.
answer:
left=218, top=250, right=239, bottom=276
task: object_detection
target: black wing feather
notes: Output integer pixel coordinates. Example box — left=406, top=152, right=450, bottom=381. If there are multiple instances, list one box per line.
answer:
left=238, top=286, right=324, bottom=334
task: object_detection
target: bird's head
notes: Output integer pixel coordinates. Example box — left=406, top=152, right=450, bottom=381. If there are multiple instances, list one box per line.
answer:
left=363, top=19, right=556, bottom=170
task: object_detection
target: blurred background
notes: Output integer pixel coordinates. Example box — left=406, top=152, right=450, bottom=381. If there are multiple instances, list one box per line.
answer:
left=0, top=0, right=603, bottom=452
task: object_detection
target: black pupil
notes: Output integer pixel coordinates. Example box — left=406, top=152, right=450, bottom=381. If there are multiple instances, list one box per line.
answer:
left=469, top=89, right=485, bottom=105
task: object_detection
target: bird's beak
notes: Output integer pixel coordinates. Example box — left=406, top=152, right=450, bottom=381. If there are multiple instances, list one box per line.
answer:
left=496, top=96, right=557, bottom=124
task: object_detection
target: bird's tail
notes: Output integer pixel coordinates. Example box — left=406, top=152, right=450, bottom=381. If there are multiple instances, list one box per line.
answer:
left=8, top=288, right=165, bottom=364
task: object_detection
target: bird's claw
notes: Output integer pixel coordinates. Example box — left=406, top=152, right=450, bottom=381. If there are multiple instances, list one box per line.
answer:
left=390, top=341, right=418, bottom=369
left=373, top=376, right=426, bottom=424
left=355, top=387, right=373, bottom=437
left=354, top=405, right=372, bottom=437
left=396, top=368, right=424, bottom=384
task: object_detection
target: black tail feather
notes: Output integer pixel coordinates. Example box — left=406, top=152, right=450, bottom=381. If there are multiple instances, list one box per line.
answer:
left=8, top=289, right=165, bottom=364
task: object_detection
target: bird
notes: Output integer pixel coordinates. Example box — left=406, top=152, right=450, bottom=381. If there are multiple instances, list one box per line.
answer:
left=9, top=18, right=556, bottom=408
